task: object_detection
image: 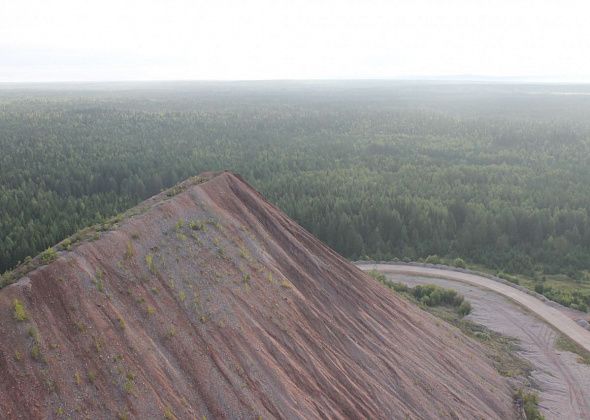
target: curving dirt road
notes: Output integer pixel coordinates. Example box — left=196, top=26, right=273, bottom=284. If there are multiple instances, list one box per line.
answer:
left=357, top=264, right=590, bottom=352
left=357, top=263, right=590, bottom=419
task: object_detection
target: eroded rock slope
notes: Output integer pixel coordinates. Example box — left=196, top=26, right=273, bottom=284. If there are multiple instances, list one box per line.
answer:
left=0, top=172, right=514, bottom=419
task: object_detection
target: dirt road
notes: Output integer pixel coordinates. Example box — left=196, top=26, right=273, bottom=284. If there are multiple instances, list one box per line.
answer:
left=357, top=263, right=590, bottom=419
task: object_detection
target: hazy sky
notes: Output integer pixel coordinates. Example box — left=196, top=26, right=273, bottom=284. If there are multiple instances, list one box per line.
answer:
left=1, top=0, right=589, bottom=82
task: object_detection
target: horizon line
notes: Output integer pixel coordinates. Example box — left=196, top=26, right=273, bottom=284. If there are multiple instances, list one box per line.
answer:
left=2, top=76, right=590, bottom=86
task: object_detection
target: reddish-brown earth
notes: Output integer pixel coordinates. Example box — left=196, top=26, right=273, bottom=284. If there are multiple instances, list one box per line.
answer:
left=0, top=172, right=515, bottom=419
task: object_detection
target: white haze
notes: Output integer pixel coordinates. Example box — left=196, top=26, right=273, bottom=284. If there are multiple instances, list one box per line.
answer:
left=1, top=0, right=589, bottom=82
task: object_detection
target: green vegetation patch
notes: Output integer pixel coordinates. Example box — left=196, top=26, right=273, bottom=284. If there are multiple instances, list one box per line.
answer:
left=514, top=389, right=545, bottom=420
left=145, top=254, right=156, bottom=274
left=368, top=270, right=471, bottom=315
left=40, top=247, right=58, bottom=264
left=498, top=272, right=521, bottom=285
left=13, top=299, right=28, bottom=321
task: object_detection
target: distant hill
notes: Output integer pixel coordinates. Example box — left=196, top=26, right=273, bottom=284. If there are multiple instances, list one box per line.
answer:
left=0, top=172, right=514, bottom=419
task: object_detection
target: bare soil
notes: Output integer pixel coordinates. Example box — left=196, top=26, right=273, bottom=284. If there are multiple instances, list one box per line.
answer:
left=0, top=173, right=515, bottom=419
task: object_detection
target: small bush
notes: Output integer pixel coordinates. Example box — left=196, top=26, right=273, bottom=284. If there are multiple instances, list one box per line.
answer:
left=425, top=255, right=441, bottom=264
left=452, top=258, right=466, bottom=268
left=239, top=246, right=251, bottom=260
left=473, top=331, right=490, bottom=340
left=163, top=406, right=176, bottom=420
left=189, top=220, right=204, bottom=231
left=26, top=332, right=38, bottom=353
left=13, top=299, right=28, bottom=321
left=94, top=337, right=104, bottom=352
left=379, top=279, right=471, bottom=316
left=534, top=283, right=544, bottom=294
left=123, top=372, right=135, bottom=394
left=413, top=284, right=462, bottom=306
left=1, top=270, right=15, bottom=288
left=458, top=300, right=472, bottom=316
left=125, top=241, right=134, bottom=259
left=498, top=272, right=520, bottom=285
left=363, top=261, right=473, bottom=316
left=166, top=185, right=185, bottom=197
left=117, top=411, right=130, bottom=420
left=206, top=219, right=221, bottom=229
left=390, top=282, right=409, bottom=293
left=87, top=370, right=97, bottom=383
left=93, top=269, right=105, bottom=292
left=62, top=238, right=72, bottom=251
left=40, top=247, right=58, bottom=264
left=165, top=327, right=177, bottom=338
left=31, top=343, right=42, bottom=360
left=420, top=295, right=432, bottom=306
left=146, top=254, right=156, bottom=273
left=367, top=269, right=386, bottom=283
left=514, top=389, right=544, bottom=420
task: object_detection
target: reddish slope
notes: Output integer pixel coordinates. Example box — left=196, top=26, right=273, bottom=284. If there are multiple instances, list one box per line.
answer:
left=0, top=172, right=514, bottom=419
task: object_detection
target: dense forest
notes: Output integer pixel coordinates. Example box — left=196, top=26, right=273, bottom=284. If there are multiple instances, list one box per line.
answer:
left=2, top=81, right=590, bottom=283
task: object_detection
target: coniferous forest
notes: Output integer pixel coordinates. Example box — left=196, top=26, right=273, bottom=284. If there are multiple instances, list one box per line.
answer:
left=2, top=81, right=590, bottom=284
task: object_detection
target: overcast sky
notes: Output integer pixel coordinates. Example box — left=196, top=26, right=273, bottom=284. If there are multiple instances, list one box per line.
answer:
left=1, top=0, right=589, bottom=82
